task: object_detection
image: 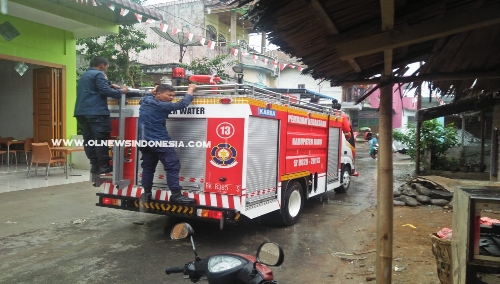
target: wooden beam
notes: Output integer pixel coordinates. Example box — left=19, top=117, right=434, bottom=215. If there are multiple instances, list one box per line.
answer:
left=380, top=0, right=395, bottom=31
left=383, top=49, right=393, bottom=76
left=308, top=0, right=339, bottom=35
left=336, top=4, right=500, bottom=60
left=347, top=59, right=362, bottom=72
left=336, top=70, right=500, bottom=86
left=395, top=71, right=500, bottom=83
left=307, top=0, right=364, bottom=73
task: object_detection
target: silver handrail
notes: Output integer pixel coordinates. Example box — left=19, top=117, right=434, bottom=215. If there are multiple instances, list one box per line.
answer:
left=122, top=84, right=341, bottom=116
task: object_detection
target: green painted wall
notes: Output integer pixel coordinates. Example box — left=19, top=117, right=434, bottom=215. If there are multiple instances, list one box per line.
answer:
left=0, top=15, right=75, bottom=139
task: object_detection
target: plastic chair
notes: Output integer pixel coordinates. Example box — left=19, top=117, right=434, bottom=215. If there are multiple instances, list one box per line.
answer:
left=27, top=143, right=66, bottom=179
left=10, top=138, right=33, bottom=165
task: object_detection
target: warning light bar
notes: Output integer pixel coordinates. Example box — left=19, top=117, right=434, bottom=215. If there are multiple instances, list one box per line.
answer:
left=219, top=98, right=232, bottom=104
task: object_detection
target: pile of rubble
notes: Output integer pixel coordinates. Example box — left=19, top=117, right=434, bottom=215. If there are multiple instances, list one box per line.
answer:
left=394, top=179, right=453, bottom=207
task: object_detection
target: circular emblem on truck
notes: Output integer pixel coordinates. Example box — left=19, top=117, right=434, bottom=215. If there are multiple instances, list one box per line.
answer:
left=210, top=143, right=238, bottom=168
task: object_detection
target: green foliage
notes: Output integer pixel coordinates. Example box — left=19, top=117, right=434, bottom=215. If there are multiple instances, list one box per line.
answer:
left=180, top=55, right=237, bottom=82
left=393, top=119, right=460, bottom=161
left=77, top=21, right=156, bottom=88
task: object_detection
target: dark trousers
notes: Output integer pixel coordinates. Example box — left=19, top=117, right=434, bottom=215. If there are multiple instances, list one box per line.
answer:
left=76, top=115, right=112, bottom=165
left=140, top=146, right=182, bottom=192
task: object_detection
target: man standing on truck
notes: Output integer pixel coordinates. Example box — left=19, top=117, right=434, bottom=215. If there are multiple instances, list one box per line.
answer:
left=138, top=83, right=199, bottom=204
left=75, top=56, right=129, bottom=174
left=332, top=99, right=355, bottom=147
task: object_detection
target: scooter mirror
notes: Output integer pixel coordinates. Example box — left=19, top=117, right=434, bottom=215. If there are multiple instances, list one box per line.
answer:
left=170, top=223, right=194, bottom=240
left=256, top=242, right=285, bottom=267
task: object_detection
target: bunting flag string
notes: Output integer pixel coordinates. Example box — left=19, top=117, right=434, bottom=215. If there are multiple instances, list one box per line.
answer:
left=160, top=23, right=168, bottom=33
left=74, top=0, right=308, bottom=71
left=120, top=8, right=129, bottom=16
left=207, top=40, right=215, bottom=49
left=135, top=13, right=142, bottom=23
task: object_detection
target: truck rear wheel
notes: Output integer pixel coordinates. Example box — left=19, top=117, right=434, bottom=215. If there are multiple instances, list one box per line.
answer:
left=334, top=166, right=351, bottom=194
left=279, top=181, right=304, bottom=226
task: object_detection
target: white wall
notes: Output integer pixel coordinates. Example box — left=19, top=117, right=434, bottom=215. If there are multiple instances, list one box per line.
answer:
left=0, top=60, right=40, bottom=139
left=277, top=68, right=342, bottom=100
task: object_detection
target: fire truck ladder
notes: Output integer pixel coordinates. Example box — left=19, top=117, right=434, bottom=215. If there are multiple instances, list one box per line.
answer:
left=172, top=83, right=339, bottom=116
left=92, top=91, right=137, bottom=189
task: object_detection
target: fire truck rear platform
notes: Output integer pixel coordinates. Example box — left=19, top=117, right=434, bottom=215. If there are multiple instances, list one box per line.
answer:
left=94, top=84, right=358, bottom=228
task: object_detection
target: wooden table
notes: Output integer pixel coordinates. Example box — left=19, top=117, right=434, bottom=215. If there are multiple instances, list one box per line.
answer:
left=0, top=140, right=25, bottom=166
left=50, top=147, right=85, bottom=179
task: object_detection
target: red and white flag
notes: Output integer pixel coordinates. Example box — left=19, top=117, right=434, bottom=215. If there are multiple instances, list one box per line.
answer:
left=135, top=14, right=142, bottom=22
left=289, top=64, right=296, bottom=68
left=160, top=23, right=168, bottom=33
left=263, top=58, right=268, bottom=64
left=199, top=36, right=206, bottom=46
left=207, top=40, right=215, bottom=49
left=273, top=60, right=278, bottom=66
left=107, top=3, right=115, bottom=10
left=280, top=63, right=286, bottom=71
left=145, top=18, right=154, bottom=24
left=172, top=27, right=179, bottom=35
left=120, top=8, right=129, bottom=16
left=231, top=48, right=239, bottom=56
left=241, top=51, right=247, bottom=57
left=252, top=54, right=257, bottom=62
left=186, top=32, right=193, bottom=41
left=92, top=0, right=98, bottom=6
left=298, top=67, right=303, bottom=71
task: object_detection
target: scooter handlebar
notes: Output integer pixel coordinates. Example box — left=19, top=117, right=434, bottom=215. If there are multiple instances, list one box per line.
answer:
left=165, top=266, right=185, bottom=275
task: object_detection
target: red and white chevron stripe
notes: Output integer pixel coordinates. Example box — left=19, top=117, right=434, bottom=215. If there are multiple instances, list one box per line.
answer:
left=103, top=182, right=241, bottom=210
left=246, top=187, right=276, bottom=198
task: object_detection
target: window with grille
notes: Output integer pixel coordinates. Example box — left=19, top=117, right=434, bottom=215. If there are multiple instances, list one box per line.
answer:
left=218, top=34, right=226, bottom=46
left=206, top=25, right=217, bottom=41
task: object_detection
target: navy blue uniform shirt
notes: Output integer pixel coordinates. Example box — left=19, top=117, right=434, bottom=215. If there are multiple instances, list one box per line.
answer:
left=138, top=93, right=194, bottom=141
left=74, top=68, right=122, bottom=116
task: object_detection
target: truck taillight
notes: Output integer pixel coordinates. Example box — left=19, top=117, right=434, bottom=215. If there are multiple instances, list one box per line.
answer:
left=197, top=209, right=223, bottom=219
left=219, top=98, right=232, bottom=104
left=102, top=197, right=121, bottom=206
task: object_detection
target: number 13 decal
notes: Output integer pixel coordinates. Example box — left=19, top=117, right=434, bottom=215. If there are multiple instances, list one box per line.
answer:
left=217, top=122, right=235, bottom=139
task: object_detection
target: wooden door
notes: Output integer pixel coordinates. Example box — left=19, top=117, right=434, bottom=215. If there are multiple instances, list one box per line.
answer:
left=33, top=68, right=63, bottom=144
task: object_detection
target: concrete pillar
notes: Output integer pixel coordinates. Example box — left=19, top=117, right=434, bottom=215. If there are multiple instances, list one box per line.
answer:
left=261, top=32, right=266, bottom=53
left=230, top=10, right=237, bottom=46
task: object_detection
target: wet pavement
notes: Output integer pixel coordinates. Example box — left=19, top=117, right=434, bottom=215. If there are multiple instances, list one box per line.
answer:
left=0, top=143, right=414, bottom=284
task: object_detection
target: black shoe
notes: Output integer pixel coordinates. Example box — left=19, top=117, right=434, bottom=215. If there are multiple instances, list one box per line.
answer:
left=170, top=192, right=196, bottom=204
left=91, top=164, right=99, bottom=174
left=139, top=192, right=152, bottom=203
left=98, top=164, right=113, bottom=174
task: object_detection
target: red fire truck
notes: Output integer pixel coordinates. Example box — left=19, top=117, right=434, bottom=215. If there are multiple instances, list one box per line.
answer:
left=94, top=83, right=357, bottom=228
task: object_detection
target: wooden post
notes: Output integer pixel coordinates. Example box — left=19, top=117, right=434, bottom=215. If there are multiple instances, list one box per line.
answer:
left=415, top=83, right=422, bottom=175
left=376, top=75, right=394, bottom=284
left=480, top=111, right=485, bottom=166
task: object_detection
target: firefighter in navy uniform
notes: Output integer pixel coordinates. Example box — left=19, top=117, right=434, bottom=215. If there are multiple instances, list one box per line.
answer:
left=138, top=83, right=200, bottom=204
